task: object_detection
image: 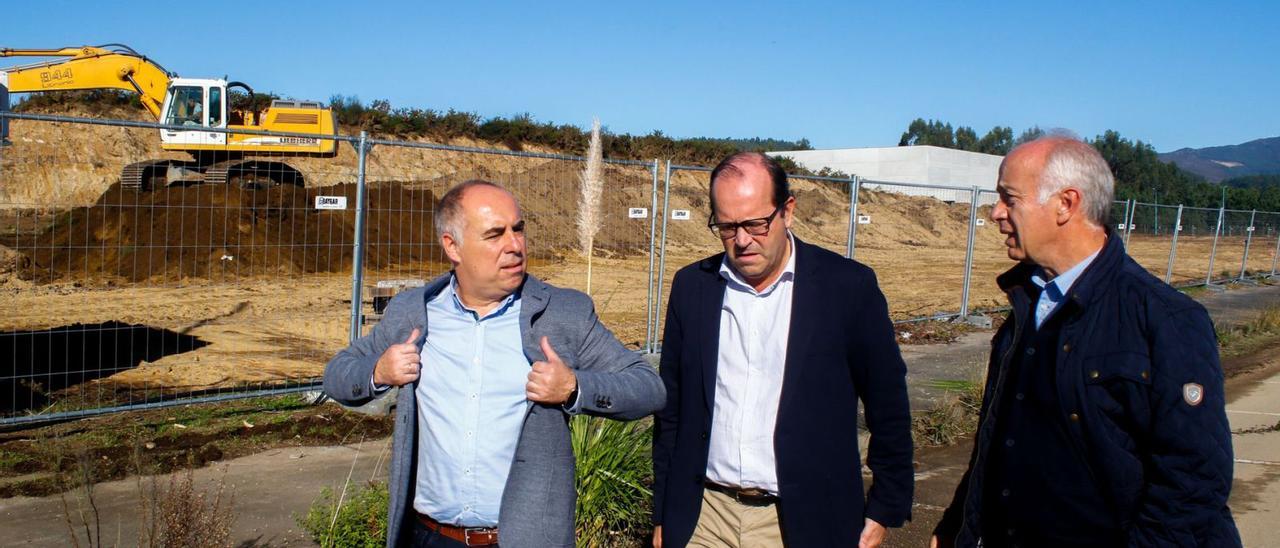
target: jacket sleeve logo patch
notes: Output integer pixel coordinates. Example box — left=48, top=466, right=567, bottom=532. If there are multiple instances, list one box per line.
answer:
left=1183, top=383, right=1204, bottom=406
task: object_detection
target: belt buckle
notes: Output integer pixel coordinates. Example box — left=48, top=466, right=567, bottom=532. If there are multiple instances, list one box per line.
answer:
left=463, top=527, right=495, bottom=546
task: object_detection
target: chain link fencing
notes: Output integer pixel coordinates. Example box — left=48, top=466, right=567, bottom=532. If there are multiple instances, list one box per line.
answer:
left=2, top=110, right=1279, bottom=424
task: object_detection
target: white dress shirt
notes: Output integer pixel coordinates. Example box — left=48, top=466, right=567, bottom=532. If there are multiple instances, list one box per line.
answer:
left=705, top=233, right=796, bottom=494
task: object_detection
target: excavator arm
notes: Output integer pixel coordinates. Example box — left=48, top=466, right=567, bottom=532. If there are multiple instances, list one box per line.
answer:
left=0, top=44, right=173, bottom=118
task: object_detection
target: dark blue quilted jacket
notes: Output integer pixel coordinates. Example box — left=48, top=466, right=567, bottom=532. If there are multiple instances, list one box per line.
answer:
left=935, top=233, right=1242, bottom=547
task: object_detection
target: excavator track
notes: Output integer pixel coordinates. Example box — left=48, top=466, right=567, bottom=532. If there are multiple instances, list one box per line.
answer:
left=203, top=159, right=305, bottom=188
left=118, top=158, right=305, bottom=191
left=120, top=159, right=176, bottom=191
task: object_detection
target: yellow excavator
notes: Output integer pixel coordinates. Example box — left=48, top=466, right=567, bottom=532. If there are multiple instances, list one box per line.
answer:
left=0, top=44, right=338, bottom=189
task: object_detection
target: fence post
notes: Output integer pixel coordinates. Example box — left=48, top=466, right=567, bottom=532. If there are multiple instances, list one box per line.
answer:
left=1123, top=199, right=1135, bottom=248
left=645, top=159, right=660, bottom=352
left=1270, top=221, right=1280, bottom=277
left=960, top=186, right=980, bottom=320
left=845, top=175, right=861, bottom=260
left=348, top=131, right=369, bottom=344
left=1239, top=209, right=1257, bottom=280
left=1205, top=206, right=1224, bottom=286
left=1165, top=205, right=1183, bottom=284
left=651, top=161, right=674, bottom=353
left=1119, top=199, right=1131, bottom=240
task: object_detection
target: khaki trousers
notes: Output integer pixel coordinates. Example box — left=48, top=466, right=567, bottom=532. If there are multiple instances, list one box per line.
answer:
left=687, top=487, right=784, bottom=548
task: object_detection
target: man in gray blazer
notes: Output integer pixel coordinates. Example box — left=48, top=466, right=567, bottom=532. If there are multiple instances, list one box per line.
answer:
left=324, top=179, right=665, bottom=548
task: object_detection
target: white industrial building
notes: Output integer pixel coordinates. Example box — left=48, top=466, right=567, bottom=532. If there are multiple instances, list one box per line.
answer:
left=767, top=145, right=1003, bottom=202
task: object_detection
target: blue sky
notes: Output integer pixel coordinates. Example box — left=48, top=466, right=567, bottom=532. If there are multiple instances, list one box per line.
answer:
left=4, top=1, right=1277, bottom=151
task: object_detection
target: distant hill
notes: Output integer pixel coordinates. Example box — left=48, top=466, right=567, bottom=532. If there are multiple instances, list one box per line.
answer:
left=1159, top=136, right=1280, bottom=183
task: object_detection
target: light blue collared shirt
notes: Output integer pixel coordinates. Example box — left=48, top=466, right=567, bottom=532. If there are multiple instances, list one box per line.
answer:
left=413, top=277, right=528, bottom=526
left=1030, top=249, right=1101, bottom=329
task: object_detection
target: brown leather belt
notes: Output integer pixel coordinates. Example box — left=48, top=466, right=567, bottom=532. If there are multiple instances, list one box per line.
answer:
left=416, top=512, right=499, bottom=546
left=704, top=481, right=779, bottom=506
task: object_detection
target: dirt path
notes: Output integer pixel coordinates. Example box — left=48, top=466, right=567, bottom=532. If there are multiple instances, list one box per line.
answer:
left=1223, top=341, right=1280, bottom=547
left=0, top=437, right=390, bottom=547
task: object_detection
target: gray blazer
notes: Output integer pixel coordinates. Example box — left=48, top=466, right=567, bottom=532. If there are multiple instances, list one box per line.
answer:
left=323, top=273, right=665, bottom=548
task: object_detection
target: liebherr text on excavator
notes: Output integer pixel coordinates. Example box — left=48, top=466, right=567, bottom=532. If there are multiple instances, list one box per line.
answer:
left=0, top=44, right=338, bottom=190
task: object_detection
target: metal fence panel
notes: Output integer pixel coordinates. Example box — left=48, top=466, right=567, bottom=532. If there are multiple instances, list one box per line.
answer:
left=1123, top=202, right=1178, bottom=281
left=651, top=166, right=717, bottom=350
left=354, top=139, right=658, bottom=350
left=852, top=181, right=989, bottom=321
left=1243, top=210, right=1279, bottom=278
left=1167, top=206, right=1219, bottom=285
left=5, top=110, right=1280, bottom=423
left=1215, top=209, right=1254, bottom=283
left=0, top=115, right=360, bottom=424
left=968, top=190, right=1013, bottom=316
left=1254, top=211, right=1280, bottom=278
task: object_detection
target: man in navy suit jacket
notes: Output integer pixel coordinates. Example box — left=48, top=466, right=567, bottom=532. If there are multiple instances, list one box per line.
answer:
left=652, top=152, right=914, bottom=547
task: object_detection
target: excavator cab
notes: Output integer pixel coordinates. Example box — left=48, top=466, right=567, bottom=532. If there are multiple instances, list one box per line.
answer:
left=159, top=78, right=226, bottom=147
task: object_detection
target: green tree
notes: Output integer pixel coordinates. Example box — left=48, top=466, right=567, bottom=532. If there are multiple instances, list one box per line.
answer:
left=955, top=126, right=979, bottom=151
left=1015, top=126, right=1046, bottom=145
left=977, top=126, right=1013, bottom=155
left=899, top=118, right=956, bottom=148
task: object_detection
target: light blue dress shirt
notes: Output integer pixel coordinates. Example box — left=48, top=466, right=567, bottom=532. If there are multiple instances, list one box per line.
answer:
left=1029, top=249, right=1101, bottom=329
left=413, top=277, right=529, bottom=526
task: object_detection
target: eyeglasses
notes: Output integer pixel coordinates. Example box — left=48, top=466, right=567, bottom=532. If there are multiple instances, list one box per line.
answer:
left=707, top=206, right=783, bottom=240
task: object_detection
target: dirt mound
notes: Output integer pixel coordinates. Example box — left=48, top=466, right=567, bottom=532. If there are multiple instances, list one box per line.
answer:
left=0, top=244, right=30, bottom=272
left=11, top=183, right=442, bottom=283
left=0, top=244, right=33, bottom=288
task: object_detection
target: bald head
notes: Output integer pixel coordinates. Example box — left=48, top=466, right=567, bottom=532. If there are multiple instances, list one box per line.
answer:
left=435, top=180, right=516, bottom=244
left=1002, top=136, right=1115, bottom=227
left=709, top=152, right=790, bottom=215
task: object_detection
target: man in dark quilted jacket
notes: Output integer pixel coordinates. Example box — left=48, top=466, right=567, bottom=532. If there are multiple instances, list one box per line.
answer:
left=932, top=135, right=1241, bottom=548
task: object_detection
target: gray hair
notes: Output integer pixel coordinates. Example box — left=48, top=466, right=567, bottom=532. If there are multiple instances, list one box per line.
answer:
left=1035, top=137, right=1115, bottom=227
left=434, top=179, right=504, bottom=244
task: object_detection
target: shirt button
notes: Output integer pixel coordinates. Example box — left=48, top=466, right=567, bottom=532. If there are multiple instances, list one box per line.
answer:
left=471, top=393, right=478, bottom=399
left=1089, top=370, right=1100, bottom=379
left=1025, top=348, right=1036, bottom=356
left=473, top=358, right=480, bottom=365
left=1002, top=488, right=1011, bottom=497
left=1062, top=343, right=1072, bottom=352
left=1015, top=393, right=1025, bottom=401
left=1069, top=412, right=1080, bottom=422
left=1006, top=439, right=1015, bottom=447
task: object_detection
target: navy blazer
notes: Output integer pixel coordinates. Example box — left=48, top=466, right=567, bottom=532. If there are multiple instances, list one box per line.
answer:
left=653, top=238, right=914, bottom=546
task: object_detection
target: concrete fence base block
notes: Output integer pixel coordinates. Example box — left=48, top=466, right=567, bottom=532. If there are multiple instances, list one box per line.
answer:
left=336, top=387, right=398, bottom=416
left=956, top=314, right=993, bottom=329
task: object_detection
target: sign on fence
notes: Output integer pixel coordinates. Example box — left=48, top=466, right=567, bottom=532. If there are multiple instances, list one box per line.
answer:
left=628, top=207, right=648, bottom=219
left=671, top=209, right=691, bottom=220
left=858, top=215, right=871, bottom=225
left=315, top=196, right=347, bottom=210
